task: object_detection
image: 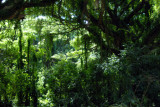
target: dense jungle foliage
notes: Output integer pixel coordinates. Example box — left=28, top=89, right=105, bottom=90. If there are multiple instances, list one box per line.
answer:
left=0, top=0, right=160, bottom=107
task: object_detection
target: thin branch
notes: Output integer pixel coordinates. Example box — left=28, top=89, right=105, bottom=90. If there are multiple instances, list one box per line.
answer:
left=124, top=0, right=145, bottom=23
left=50, top=27, right=81, bottom=35
left=119, top=0, right=135, bottom=16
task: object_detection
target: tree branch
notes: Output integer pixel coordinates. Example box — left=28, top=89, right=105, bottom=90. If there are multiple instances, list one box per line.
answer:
left=0, top=0, right=58, bottom=20
left=24, top=0, right=58, bottom=8
left=124, top=0, right=145, bottom=24
left=50, top=27, right=81, bottom=35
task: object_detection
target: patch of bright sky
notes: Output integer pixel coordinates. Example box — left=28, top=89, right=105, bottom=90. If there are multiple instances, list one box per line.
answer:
left=35, top=16, right=47, bottom=20
left=71, top=15, right=74, bottom=18
left=61, top=16, right=65, bottom=19
left=84, top=20, right=88, bottom=24
left=2, top=0, right=6, bottom=3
